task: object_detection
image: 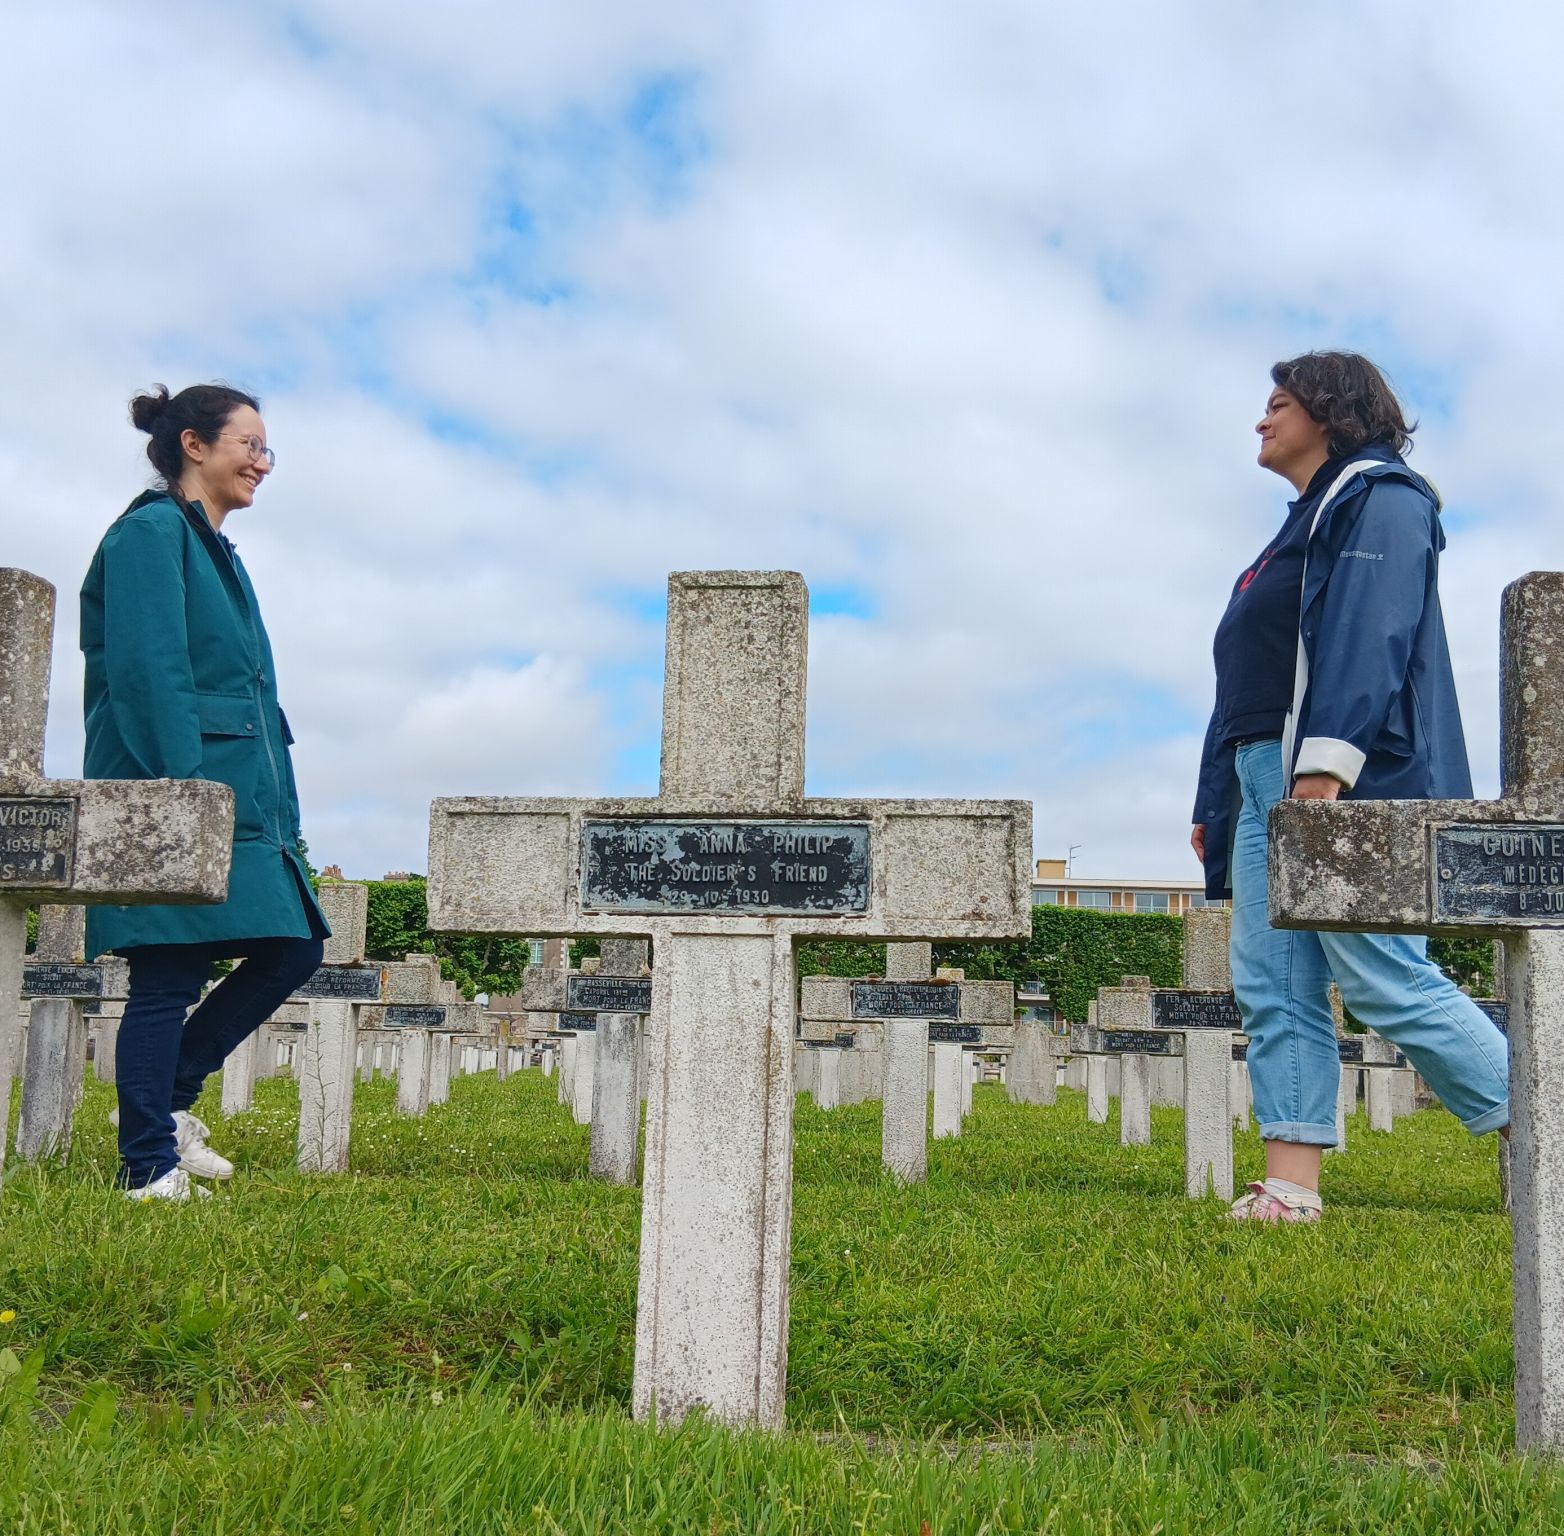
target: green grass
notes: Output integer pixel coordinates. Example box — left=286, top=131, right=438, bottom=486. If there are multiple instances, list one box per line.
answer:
left=1, top=1069, right=1555, bottom=1533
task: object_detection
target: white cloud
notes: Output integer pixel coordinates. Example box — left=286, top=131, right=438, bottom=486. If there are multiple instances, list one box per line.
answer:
left=5, top=0, right=1562, bottom=888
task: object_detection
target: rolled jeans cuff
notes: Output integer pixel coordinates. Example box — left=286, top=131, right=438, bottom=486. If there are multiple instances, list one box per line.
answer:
left=1464, top=1100, right=1510, bottom=1137
left=1258, top=1119, right=1338, bottom=1147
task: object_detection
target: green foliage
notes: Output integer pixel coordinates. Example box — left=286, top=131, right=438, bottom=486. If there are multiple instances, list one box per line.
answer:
left=935, top=905, right=1183, bottom=1019
left=795, top=939, right=885, bottom=978
left=1430, top=936, right=1499, bottom=997
left=24, top=906, right=38, bottom=953
left=294, top=836, right=319, bottom=882
left=361, top=877, right=532, bottom=1001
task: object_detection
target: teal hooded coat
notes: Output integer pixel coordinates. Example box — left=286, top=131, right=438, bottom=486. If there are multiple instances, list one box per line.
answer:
left=80, top=492, right=328, bottom=955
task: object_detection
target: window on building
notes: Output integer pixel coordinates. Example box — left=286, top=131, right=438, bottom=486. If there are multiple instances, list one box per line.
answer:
left=1074, top=889, right=1112, bottom=909
left=1032, top=889, right=1061, bottom=906
left=1134, top=891, right=1171, bottom=914
left=528, top=939, right=544, bottom=966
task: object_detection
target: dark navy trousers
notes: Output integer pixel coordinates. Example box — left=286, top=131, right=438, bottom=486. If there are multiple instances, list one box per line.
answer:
left=116, top=936, right=324, bottom=1185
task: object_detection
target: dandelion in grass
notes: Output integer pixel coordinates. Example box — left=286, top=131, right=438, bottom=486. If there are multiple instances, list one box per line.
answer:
left=0, top=1310, right=15, bottom=1324
left=430, top=1390, right=444, bottom=1404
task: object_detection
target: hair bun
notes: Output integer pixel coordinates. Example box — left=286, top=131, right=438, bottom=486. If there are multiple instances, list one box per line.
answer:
left=129, top=385, right=172, bottom=434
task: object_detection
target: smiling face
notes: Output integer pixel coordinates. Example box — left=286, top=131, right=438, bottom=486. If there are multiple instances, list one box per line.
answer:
left=179, top=404, right=272, bottom=517
left=1255, top=387, right=1331, bottom=490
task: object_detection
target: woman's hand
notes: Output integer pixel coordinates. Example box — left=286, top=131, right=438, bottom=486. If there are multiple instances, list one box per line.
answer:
left=1190, top=823, right=1207, bottom=863
left=1291, top=773, right=1342, bottom=801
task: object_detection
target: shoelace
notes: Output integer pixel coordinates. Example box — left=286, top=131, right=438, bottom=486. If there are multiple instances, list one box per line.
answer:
left=177, top=1114, right=212, bottom=1146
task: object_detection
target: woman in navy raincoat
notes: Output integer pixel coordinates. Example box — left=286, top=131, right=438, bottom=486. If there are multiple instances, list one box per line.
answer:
left=1192, top=352, right=1509, bottom=1222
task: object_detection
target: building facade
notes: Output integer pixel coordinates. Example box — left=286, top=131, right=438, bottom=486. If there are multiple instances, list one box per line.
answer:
left=1030, top=858, right=1216, bottom=916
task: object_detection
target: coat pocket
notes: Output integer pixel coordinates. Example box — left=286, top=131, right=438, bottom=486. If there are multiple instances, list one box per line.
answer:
left=195, top=692, right=266, bottom=840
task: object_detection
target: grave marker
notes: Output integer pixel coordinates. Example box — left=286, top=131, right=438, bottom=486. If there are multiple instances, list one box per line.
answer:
left=1, top=569, right=232, bottom=1174
left=426, top=571, right=1030, bottom=1427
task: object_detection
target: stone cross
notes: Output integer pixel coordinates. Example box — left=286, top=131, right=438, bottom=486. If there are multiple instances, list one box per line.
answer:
left=797, top=947, right=1014, bottom=1181
left=426, top=570, right=1031, bottom=1428
left=520, top=941, right=652, bottom=1182
left=1, top=569, right=232, bottom=1177
left=1269, top=570, right=1564, bottom=1453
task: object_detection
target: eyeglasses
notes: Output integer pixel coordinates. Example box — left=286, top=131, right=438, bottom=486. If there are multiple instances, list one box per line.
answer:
left=222, top=433, right=276, bottom=470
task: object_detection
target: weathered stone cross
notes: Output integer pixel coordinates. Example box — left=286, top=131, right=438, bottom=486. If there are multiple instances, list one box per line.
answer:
left=1269, top=570, right=1564, bottom=1452
left=1, top=569, right=232, bottom=1173
left=426, top=571, right=1031, bottom=1427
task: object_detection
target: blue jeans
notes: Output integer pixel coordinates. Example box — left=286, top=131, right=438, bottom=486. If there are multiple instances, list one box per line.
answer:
left=1230, top=739, right=1509, bottom=1145
left=116, top=936, right=324, bottom=1185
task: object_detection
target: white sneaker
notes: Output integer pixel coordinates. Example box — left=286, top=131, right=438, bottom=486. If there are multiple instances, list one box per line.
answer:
left=173, top=1111, right=235, bottom=1181
left=123, top=1167, right=211, bottom=1202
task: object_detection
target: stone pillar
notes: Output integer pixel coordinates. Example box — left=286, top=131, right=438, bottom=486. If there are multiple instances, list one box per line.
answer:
left=221, top=1029, right=258, bottom=1116
left=931, top=1043, right=963, bottom=1139
left=1390, top=1068, right=1417, bottom=1119
left=93, top=1017, right=120, bottom=1084
left=631, top=929, right=795, bottom=1430
left=1366, top=1070, right=1394, bottom=1132
left=1007, top=1017, right=1057, bottom=1106
left=1151, top=1057, right=1183, bottom=1107
left=960, top=1053, right=973, bottom=1118
left=1183, top=1030, right=1233, bottom=1200
left=1504, top=929, right=1564, bottom=1447
left=14, top=995, right=86, bottom=1163
left=881, top=1018, right=928, bottom=1182
left=1230, top=1060, right=1251, bottom=1129
left=540, top=1043, right=555, bottom=1078
left=591, top=1013, right=642, bottom=1185
left=570, top=1032, right=596, bottom=1126
left=1119, top=1053, right=1151, bottom=1146
left=429, top=1032, right=453, bottom=1105
left=559, top=1035, right=576, bottom=1105
left=1085, top=1054, right=1109, bottom=1123
left=0, top=907, right=22, bottom=1177
left=395, top=1030, right=432, bottom=1116
left=298, top=1000, right=356, bottom=1173
left=1327, top=1065, right=1354, bottom=1156
left=814, top=1048, right=841, bottom=1111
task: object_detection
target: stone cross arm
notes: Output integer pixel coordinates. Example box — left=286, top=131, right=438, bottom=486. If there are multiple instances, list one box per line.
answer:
left=426, top=794, right=1032, bottom=943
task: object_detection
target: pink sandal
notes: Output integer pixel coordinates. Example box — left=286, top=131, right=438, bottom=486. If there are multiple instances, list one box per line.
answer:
left=1228, top=1182, right=1322, bottom=1223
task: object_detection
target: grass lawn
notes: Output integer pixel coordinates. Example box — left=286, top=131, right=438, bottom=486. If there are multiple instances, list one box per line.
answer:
left=2, top=1067, right=1558, bottom=1533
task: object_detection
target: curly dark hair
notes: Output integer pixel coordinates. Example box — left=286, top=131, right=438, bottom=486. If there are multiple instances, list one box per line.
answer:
left=1270, top=351, right=1415, bottom=457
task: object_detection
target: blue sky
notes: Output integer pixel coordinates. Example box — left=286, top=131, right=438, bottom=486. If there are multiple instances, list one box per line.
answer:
left=3, top=0, right=1561, bottom=881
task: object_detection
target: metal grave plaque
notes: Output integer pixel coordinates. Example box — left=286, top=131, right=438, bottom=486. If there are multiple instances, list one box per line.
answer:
left=385, top=1006, right=446, bottom=1029
left=558, top=1011, right=598, bottom=1033
left=834, top=1032, right=856, bottom=1049
left=1433, top=824, right=1564, bottom=923
left=566, top=975, right=653, bottom=1014
left=1151, top=990, right=1242, bottom=1031
left=927, top=1022, right=980, bottom=1044
left=1231, top=1039, right=1249, bottom=1061
left=1102, top=1029, right=1176, bottom=1056
left=0, top=796, right=76, bottom=887
left=294, top=965, right=383, bottom=1001
left=850, top=980, right=961, bottom=1020
left=22, top=963, right=104, bottom=998
left=1336, top=1037, right=1365, bottom=1063
left=1476, top=999, right=1509, bottom=1033
left=581, top=819, right=870, bottom=915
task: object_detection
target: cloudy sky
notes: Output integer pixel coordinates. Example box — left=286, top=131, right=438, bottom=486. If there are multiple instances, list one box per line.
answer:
left=4, top=1, right=1559, bottom=883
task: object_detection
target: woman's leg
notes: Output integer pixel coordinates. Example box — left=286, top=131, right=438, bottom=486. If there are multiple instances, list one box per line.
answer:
left=117, top=945, right=213, bottom=1186
left=1320, top=930, right=1509, bottom=1136
left=1228, top=741, right=1341, bottom=1192
left=171, top=936, right=325, bottom=1112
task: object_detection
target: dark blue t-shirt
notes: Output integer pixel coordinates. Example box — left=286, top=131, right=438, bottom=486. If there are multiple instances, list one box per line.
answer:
left=1210, top=458, right=1344, bottom=744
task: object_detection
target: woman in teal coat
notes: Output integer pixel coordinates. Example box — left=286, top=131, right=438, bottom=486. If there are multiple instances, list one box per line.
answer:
left=82, top=383, right=329, bottom=1200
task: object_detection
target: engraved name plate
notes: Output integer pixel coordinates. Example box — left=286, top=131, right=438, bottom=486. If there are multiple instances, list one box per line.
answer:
left=384, top=1006, right=446, bottom=1028
left=1151, top=990, right=1243, bottom=1030
left=1102, top=1029, right=1176, bottom=1056
left=294, top=966, right=384, bottom=1001
left=1434, top=824, right=1564, bottom=923
left=22, top=963, right=104, bottom=998
left=0, top=796, right=76, bottom=887
left=566, top=975, right=653, bottom=1014
left=1476, top=999, right=1509, bottom=1033
left=850, top=980, right=962, bottom=1019
left=558, top=1011, right=598, bottom=1032
left=834, top=1032, right=856, bottom=1049
left=927, top=1022, right=980, bottom=1044
left=581, top=819, right=870, bottom=915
